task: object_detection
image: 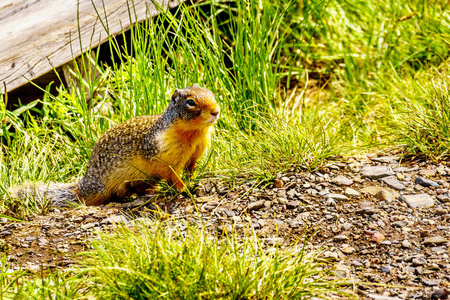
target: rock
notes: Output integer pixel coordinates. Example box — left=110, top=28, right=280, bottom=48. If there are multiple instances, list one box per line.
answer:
left=25, top=236, right=36, bottom=242
left=412, top=258, right=426, bottom=266
left=333, top=235, right=348, bottom=242
left=422, top=280, right=439, bottom=286
left=367, top=294, right=403, bottom=300
left=431, top=288, right=450, bottom=299
left=264, top=238, right=284, bottom=246
left=400, top=194, right=434, bottom=208
left=437, top=194, right=450, bottom=202
left=332, top=175, right=353, bottom=186
left=286, top=201, right=299, bottom=209
left=100, top=215, right=128, bottom=225
left=375, top=190, right=395, bottom=202
left=340, top=246, right=355, bottom=254
left=344, top=187, right=359, bottom=196
left=0, top=230, right=12, bottom=236
left=371, top=156, right=399, bottom=163
left=322, top=250, right=338, bottom=260
left=415, top=177, right=439, bottom=188
left=325, top=193, right=348, bottom=201
left=356, top=203, right=377, bottom=215
left=435, top=208, right=448, bottom=215
left=381, top=176, right=405, bottom=191
left=402, top=240, right=412, bottom=248
left=371, top=232, right=386, bottom=243
left=81, top=222, right=99, bottom=230
left=286, top=219, right=299, bottom=228
left=423, top=236, right=447, bottom=245
left=361, top=186, right=400, bottom=198
left=361, top=166, right=395, bottom=179
left=273, top=179, right=284, bottom=188
left=380, top=265, right=393, bottom=273
left=248, top=200, right=265, bottom=211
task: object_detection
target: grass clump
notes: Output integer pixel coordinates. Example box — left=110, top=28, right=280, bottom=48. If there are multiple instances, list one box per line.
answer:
left=83, top=221, right=356, bottom=299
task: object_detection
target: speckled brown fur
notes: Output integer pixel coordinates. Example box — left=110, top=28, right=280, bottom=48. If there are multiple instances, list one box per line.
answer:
left=76, top=84, right=219, bottom=205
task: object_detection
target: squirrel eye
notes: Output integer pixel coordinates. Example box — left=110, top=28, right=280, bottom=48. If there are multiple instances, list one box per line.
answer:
left=186, top=99, right=196, bottom=107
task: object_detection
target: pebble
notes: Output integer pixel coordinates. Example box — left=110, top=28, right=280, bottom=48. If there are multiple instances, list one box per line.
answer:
left=333, top=235, right=348, bottom=242
left=286, top=201, right=299, bottom=209
left=332, top=175, right=353, bottom=186
left=264, top=238, right=284, bottom=246
left=100, top=215, right=128, bottom=225
left=340, top=246, right=355, bottom=254
left=435, top=208, right=448, bottom=215
left=375, top=189, right=395, bottom=202
left=415, top=177, right=439, bottom=188
left=381, top=176, right=405, bottom=191
left=423, top=236, right=447, bottom=245
left=325, top=193, right=348, bottom=201
left=361, top=166, right=395, bottom=179
left=402, top=240, right=412, bottom=248
left=371, top=232, right=386, bottom=243
left=344, top=187, right=359, bottom=196
left=273, top=179, right=284, bottom=188
left=361, top=186, right=399, bottom=198
left=380, top=265, right=393, bottom=273
left=400, top=194, right=434, bottom=208
left=248, top=200, right=265, bottom=211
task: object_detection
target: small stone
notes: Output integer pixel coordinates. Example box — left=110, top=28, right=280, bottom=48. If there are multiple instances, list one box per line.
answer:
left=333, top=235, right=348, bottom=242
left=435, top=208, right=448, bottom=215
left=248, top=200, right=265, bottom=211
left=323, top=250, right=338, bottom=260
left=415, top=177, right=439, bottom=188
left=381, top=176, right=405, bottom=191
left=100, top=215, right=128, bottom=225
left=0, top=230, right=12, bottom=236
left=422, top=280, right=439, bottom=286
left=361, top=166, right=395, bottom=179
left=286, top=201, right=299, bottom=209
left=397, top=173, right=405, bottom=181
left=423, top=236, right=447, bottom=245
left=81, top=222, right=97, bottom=230
left=286, top=219, right=299, bottom=228
left=412, top=258, right=426, bottom=266
left=375, top=189, right=395, bottom=202
left=223, top=210, right=235, bottom=217
left=361, top=186, right=400, bottom=198
left=356, top=205, right=377, bottom=215
left=344, top=187, right=359, bottom=197
left=371, top=232, right=386, bottom=243
left=371, top=156, right=399, bottom=163
left=287, top=189, right=296, bottom=198
left=380, top=265, right=393, bottom=274
left=431, top=288, right=450, bottom=299
left=332, top=175, right=353, bottom=186
left=400, top=194, right=434, bottom=208
left=25, top=236, right=37, bottom=242
left=402, top=240, right=412, bottom=248
left=325, top=193, right=348, bottom=201
left=264, top=238, right=284, bottom=246
left=273, top=179, right=284, bottom=188
left=340, top=246, right=355, bottom=254
left=437, top=194, right=450, bottom=202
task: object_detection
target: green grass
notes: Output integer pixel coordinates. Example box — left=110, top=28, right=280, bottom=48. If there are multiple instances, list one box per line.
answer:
left=1, top=220, right=357, bottom=299
left=1, top=0, right=450, bottom=297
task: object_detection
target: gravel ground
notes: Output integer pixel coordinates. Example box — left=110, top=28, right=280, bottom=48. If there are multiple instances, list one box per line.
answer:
left=1, top=153, right=450, bottom=299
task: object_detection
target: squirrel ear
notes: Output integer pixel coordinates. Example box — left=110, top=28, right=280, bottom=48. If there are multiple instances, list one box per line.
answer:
left=171, top=89, right=183, bottom=104
left=193, top=83, right=200, bottom=87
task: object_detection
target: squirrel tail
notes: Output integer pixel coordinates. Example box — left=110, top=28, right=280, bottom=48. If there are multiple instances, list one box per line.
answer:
left=9, top=182, right=80, bottom=207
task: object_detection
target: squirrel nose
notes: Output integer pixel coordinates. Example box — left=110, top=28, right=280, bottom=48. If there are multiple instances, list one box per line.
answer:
left=211, top=110, right=220, bottom=117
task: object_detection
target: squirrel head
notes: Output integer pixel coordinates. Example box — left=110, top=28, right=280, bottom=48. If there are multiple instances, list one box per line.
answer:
left=167, top=84, right=220, bottom=129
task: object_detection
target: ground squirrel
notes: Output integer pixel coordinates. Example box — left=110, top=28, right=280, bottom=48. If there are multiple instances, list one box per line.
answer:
left=13, top=84, right=220, bottom=206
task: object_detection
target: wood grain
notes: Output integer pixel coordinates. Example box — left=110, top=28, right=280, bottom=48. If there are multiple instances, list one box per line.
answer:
left=0, top=0, right=179, bottom=94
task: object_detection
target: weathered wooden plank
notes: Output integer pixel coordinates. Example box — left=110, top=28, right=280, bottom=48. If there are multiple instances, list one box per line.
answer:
left=0, top=0, right=179, bottom=94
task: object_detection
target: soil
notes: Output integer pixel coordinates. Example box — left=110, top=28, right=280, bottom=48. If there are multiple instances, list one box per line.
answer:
left=1, top=152, right=450, bottom=300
